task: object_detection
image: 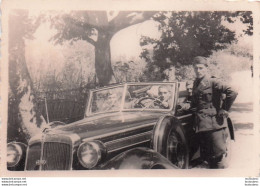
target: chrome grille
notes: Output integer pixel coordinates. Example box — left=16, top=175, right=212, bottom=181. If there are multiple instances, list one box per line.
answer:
left=26, top=143, right=41, bottom=170
left=42, top=142, right=71, bottom=170
left=26, top=142, right=72, bottom=170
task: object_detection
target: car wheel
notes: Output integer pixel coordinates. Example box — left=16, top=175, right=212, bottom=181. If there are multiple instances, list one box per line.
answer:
left=166, top=127, right=189, bottom=168
left=153, top=117, right=189, bottom=169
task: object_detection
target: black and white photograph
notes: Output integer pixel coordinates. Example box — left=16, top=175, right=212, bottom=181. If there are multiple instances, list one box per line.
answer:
left=0, top=0, right=259, bottom=178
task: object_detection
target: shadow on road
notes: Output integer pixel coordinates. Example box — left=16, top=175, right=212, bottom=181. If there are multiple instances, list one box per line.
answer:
left=229, top=102, right=254, bottom=130
left=229, top=102, right=253, bottom=113
left=233, top=123, right=254, bottom=130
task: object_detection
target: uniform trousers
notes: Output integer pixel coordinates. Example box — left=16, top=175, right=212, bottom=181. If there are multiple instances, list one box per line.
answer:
left=198, top=127, right=230, bottom=168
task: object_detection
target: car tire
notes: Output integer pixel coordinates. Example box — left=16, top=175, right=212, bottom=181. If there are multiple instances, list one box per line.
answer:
left=152, top=116, right=189, bottom=169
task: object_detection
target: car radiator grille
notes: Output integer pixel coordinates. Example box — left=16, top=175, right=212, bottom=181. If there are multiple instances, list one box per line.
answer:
left=26, top=143, right=41, bottom=170
left=26, top=142, right=72, bottom=170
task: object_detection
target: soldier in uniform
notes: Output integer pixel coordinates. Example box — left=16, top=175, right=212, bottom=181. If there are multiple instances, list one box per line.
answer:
left=191, top=56, right=238, bottom=168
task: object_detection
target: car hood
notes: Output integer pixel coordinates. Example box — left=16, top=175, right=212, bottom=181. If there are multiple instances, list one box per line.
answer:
left=47, top=111, right=167, bottom=140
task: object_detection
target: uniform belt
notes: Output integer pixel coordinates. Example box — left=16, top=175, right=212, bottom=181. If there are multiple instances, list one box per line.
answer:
left=197, top=103, right=214, bottom=110
left=197, top=112, right=216, bottom=117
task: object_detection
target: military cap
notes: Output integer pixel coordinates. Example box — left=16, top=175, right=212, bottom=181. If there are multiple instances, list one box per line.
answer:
left=192, top=56, right=208, bottom=67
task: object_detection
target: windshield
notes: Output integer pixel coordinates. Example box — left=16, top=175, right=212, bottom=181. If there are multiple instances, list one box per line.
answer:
left=124, top=84, right=175, bottom=110
left=88, top=85, right=124, bottom=115
left=86, top=83, right=176, bottom=116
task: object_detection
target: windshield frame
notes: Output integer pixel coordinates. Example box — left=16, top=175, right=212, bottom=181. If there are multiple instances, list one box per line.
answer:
left=85, top=82, right=177, bottom=117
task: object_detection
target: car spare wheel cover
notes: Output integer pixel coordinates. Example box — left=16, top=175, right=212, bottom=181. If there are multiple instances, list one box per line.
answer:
left=152, top=116, right=189, bottom=169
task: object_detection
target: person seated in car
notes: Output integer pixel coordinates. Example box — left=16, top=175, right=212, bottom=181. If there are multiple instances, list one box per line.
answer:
left=154, top=85, right=173, bottom=109
left=124, top=91, right=137, bottom=109
left=177, top=80, right=194, bottom=112
left=101, top=92, right=121, bottom=111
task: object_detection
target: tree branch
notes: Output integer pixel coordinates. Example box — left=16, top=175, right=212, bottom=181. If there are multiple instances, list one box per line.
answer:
left=52, top=15, right=98, bottom=46
left=82, top=34, right=96, bottom=46
left=108, top=11, right=157, bottom=34
left=70, top=11, right=109, bottom=29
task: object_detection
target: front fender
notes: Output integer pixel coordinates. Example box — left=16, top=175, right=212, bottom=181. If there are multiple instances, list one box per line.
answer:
left=98, top=147, right=178, bottom=170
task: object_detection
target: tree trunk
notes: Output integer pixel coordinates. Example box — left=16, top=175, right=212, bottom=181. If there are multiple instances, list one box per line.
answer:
left=8, top=10, right=45, bottom=141
left=95, top=31, right=116, bottom=86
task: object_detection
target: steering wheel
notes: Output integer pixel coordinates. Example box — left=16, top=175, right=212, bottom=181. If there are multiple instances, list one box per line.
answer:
left=135, top=97, right=163, bottom=108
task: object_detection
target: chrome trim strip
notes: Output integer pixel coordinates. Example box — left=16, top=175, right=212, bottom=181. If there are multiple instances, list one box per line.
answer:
left=24, top=144, right=31, bottom=171
left=122, top=108, right=172, bottom=112
left=28, top=134, right=44, bottom=146
left=105, top=130, right=152, bottom=145
left=121, top=84, right=127, bottom=111
left=126, top=82, right=177, bottom=86
left=181, top=122, right=188, bottom=126
left=83, top=122, right=156, bottom=142
left=39, top=133, right=45, bottom=170
left=89, top=84, right=125, bottom=92
left=106, top=139, right=151, bottom=153
left=67, top=133, right=81, bottom=146
left=104, top=131, right=153, bottom=152
left=67, top=133, right=81, bottom=170
left=85, top=91, right=93, bottom=117
left=177, top=114, right=193, bottom=120
left=173, top=82, right=179, bottom=114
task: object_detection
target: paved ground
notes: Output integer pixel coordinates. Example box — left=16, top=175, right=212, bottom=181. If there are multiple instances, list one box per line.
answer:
left=228, top=102, right=258, bottom=172
left=228, top=129, right=256, bottom=170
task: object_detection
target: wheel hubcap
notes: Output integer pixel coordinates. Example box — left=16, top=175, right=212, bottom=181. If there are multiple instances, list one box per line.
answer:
left=167, top=131, right=185, bottom=168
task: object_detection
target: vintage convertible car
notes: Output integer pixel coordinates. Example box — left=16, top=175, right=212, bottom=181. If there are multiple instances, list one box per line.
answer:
left=7, top=82, right=235, bottom=171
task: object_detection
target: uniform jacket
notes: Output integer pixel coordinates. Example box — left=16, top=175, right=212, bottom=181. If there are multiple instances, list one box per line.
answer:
left=191, top=75, right=238, bottom=133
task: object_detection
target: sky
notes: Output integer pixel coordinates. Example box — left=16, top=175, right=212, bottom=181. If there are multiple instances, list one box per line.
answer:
left=111, top=20, right=160, bottom=61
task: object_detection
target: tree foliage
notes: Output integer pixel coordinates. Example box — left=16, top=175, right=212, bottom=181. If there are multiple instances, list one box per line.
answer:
left=140, top=11, right=253, bottom=80
left=112, top=56, right=146, bottom=82
left=227, top=11, right=253, bottom=36
left=27, top=40, right=96, bottom=92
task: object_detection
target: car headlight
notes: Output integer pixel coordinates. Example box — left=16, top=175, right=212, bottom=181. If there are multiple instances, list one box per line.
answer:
left=7, top=142, right=27, bottom=167
left=77, top=141, right=106, bottom=169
